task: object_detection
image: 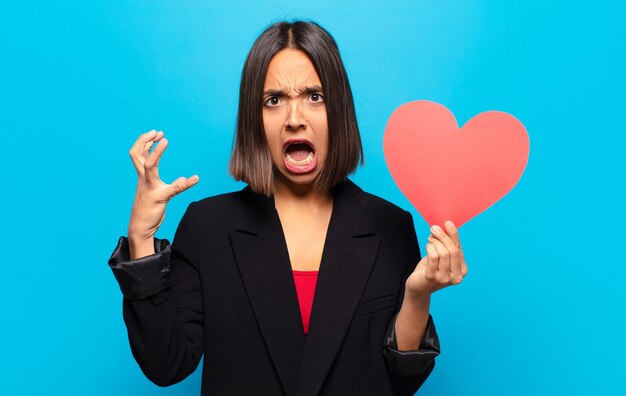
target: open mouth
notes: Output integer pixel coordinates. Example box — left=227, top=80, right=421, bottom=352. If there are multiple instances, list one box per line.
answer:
left=283, top=140, right=317, bottom=174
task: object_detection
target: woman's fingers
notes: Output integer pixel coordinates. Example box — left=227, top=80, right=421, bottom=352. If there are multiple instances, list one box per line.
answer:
left=430, top=224, right=459, bottom=255
left=130, top=130, right=165, bottom=177
left=428, top=234, right=451, bottom=283
left=141, top=130, right=164, bottom=159
left=129, top=130, right=157, bottom=174
left=431, top=224, right=463, bottom=284
left=444, top=220, right=462, bottom=248
left=443, top=220, right=467, bottom=281
left=167, top=175, right=200, bottom=199
left=144, top=137, right=168, bottom=184
left=424, top=243, right=439, bottom=281
left=130, top=130, right=156, bottom=154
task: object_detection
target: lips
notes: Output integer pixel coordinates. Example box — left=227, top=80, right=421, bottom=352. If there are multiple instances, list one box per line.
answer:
left=283, top=139, right=317, bottom=174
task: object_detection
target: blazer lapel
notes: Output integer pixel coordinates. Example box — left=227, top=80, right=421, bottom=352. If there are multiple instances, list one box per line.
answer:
left=229, top=187, right=305, bottom=396
left=295, top=180, right=381, bottom=396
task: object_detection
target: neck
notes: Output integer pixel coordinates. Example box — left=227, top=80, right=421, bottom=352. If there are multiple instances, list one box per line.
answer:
left=272, top=174, right=333, bottom=209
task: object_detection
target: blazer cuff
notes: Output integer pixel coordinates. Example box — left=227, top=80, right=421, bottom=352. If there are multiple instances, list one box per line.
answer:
left=107, top=236, right=172, bottom=300
left=382, top=313, right=440, bottom=376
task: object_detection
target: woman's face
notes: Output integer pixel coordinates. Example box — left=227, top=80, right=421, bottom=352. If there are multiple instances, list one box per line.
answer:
left=262, top=49, right=328, bottom=190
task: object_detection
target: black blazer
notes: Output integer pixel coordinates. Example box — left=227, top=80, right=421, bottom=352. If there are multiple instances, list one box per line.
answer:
left=109, top=179, right=440, bottom=396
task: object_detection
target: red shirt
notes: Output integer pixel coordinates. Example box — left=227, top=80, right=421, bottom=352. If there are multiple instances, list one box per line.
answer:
left=292, top=270, right=319, bottom=334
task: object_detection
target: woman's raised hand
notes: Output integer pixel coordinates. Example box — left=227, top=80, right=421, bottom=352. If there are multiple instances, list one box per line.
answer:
left=127, top=130, right=199, bottom=259
left=405, top=220, right=468, bottom=300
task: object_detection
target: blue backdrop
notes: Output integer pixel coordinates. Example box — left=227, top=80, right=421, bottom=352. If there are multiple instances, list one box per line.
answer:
left=1, top=1, right=624, bottom=395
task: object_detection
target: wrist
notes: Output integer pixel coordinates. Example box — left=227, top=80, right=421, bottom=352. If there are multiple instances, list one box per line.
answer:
left=128, top=230, right=152, bottom=242
left=127, top=234, right=155, bottom=260
left=404, top=285, right=432, bottom=305
left=127, top=221, right=155, bottom=241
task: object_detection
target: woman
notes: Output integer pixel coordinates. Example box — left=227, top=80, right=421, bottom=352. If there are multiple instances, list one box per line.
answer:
left=109, top=21, right=468, bottom=396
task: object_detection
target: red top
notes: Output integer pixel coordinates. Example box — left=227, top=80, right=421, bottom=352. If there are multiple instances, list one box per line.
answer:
left=292, top=270, right=319, bottom=334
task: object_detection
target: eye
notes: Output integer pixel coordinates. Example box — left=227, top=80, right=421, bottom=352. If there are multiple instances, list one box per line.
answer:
left=309, top=92, right=324, bottom=103
left=264, top=96, right=282, bottom=107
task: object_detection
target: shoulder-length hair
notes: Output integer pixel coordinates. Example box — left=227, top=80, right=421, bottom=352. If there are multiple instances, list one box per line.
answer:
left=228, top=20, right=364, bottom=196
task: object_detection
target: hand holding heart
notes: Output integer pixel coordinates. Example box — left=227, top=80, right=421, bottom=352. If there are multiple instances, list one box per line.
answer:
left=405, top=220, right=468, bottom=299
left=384, top=100, right=528, bottom=298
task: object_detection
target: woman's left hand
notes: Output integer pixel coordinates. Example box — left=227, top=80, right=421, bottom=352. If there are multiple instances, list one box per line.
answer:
left=405, top=220, right=468, bottom=300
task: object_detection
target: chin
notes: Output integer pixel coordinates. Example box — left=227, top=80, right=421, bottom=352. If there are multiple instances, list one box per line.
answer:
left=274, top=167, right=322, bottom=189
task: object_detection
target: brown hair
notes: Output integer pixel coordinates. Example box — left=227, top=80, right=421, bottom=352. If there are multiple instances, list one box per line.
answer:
left=228, top=20, right=364, bottom=196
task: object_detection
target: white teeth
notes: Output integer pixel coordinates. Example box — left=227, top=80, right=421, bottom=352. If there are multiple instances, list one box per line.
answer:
left=285, top=151, right=314, bottom=166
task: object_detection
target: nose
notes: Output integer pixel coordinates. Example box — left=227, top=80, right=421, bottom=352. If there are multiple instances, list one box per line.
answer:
left=285, top=100, right=306, bottom=131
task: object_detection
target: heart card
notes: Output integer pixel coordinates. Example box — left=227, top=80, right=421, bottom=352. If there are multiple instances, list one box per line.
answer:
left=383, top=100, right=529, bottom=228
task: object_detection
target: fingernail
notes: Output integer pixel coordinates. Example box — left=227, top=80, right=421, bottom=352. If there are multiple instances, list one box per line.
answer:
left=431, top=225, right=441, bottom=233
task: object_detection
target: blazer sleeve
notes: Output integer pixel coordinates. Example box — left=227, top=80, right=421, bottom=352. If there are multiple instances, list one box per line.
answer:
left=382, top=210, right=441, bottom=395
left=107, top=202, right=203, bottom=387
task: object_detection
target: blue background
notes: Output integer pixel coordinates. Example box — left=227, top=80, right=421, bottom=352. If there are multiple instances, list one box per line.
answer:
left=1, top=1, right=624, bottom=395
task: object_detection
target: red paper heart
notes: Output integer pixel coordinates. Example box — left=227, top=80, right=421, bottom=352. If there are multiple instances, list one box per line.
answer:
left=383, top=100, right=529, bottom=228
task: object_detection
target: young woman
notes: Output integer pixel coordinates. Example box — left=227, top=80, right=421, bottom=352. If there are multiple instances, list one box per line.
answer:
left=109, top=21, right=468, bottom=396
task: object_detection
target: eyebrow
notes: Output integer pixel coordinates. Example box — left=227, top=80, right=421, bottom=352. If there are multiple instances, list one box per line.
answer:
left=263, top=85, right=323, bottom=97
